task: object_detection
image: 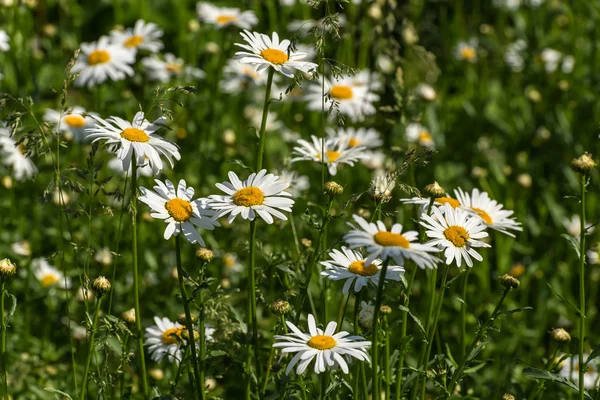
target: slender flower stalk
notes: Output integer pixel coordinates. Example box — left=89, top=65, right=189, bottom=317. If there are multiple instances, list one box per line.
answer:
left=578, top=174, right=587, bottom=400
left=383, top=314, right=391, bottom=399
left=130, top=157, right=149, bottom=396
left=0, top=279, right=7, bottom=399
left=79, top=295, right=104, bottom=399
left=256, top=69, right=274, bottom=171
left=175, top=235, right=204, bottom=400
left=460, top=269, right=470, bottom=360
left=371, top=258, right=389, bottom=397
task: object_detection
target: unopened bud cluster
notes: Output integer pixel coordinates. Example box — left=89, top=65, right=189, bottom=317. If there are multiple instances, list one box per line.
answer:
left=551, top=328, right=571, bottom=344
left=0, top=258, right=17, bottom=278
left=571, top=153, right=597, bottom=175
left=500, top=274, right=520, bottom=290
left=271, top=299, right=291, bottom=315
left=424, top=182, right=445, bottom=198
left=92, top=276, right=111, bottom=297
left=196, top=248, right=214, bottom=263
left=324, top=181, right=343, bottom=197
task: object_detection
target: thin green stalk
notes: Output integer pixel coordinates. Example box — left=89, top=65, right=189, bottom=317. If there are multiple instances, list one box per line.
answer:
left=371, top=259, right=390, bottom=398
left=246, top=219, right=260, bottom=399
left=383, top=316, right=391, bottom=400
left=320, top=373, right=327, bottom=399
left=578, top=175, right=587, bottom=400
left=198, top=264, right=206, bottom=397
left=119, top=334, right=130, bottom=399
left=447, top=288, right=510, bottom=395
left=175, top=235, right=203, bottom=400
left=460, top=269, right=470, bottom=360
left=419, top=264, right=449, bottom=398
left=79, top=297, right=103, bottom=400
left=0, top=281, right=6, bottom=400
left=256, top=69, right=275, bottom=171
left=131, top=157, right=149, bottom=396
left=395, top=265, right=417, bottom=399
left=107, top=174, right=129, bottom=316
left=336, top=292, right=351, bottom=332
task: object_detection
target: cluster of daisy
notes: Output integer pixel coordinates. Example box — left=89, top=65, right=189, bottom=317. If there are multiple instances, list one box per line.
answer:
left=0, top=29, right=9, bottom=80
left=0, top=123, right=37, bottom=181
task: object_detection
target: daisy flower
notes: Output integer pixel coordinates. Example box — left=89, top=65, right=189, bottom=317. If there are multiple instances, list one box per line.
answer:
left=344, top=214, right=440, bottom=268
left=86, top=111, right=180, bottom=175
left=197, top=2, right=258, bottom=30
left=43, top=107, right=97, bottom=142
left=107, top=156, right=154, bottom=178
left=234, top=30, right=318, bottom=78
left=141, top=53, right=205, bottom=83
left=220, top=58, right=268, bottom=94
left=361, top=150, right=386, bottom=170
left=370, top=174, right=395, bottom=201
left=328, top=127, right=383, bottom=149
left=0, top=30, right=10, bottom=52
left=273, top=314, right=371, bottom=375
left=358, top=301, right=374, bottom=329
left=11, top=240, right=31, bottom=257
left=71, top=36, right=135, bottom=87
left=420, top=203, right=490, bottom=268
left=504, top=39, right=527, bottom=73
left=0, top=123, right=37, bottom=181
left=145, top=316, right=184, bottom=364
left=304, top=75, right=380, bottom=122
left=291, top=135, right=368, bottom=176
left=208, top=169, right=294, bottom=224
left=33, top=258, right=71, bottom=289
left=415, top=83, right=437, bottom=101
left=455, top=39, right=478, bottom=63
left=110, top=20, right=164, bottom=53
left=320, top=247, right=405, bottom=294
left=453, top=187, right=522, bottom=237
left=276, top=170, right=310, bottom=197
left=405, top=123, right=435, bottom=148
left=138, top=179, right=219, bottom=245
left=562, top=215, right=594, bottom=238
left=223, top=252, right=243, bottom=274
left=559, top=354, right=599, bottom=389
left=401, top=194, right=461, bottom=213
left=540, top=48, right=574, bottom=73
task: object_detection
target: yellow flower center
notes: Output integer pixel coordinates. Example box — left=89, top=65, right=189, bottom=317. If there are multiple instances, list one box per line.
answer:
left=373, top=232, right=410, bottom=248
left=307, top=335, right=337, bottom=350
left=64, top=114, right=86, bottom=128
left=41, top=274, right=59, bottom=287
left=124, top=35, right=144, bottom=48
left=121, top=127, right=150, bottom=143
left=232, top=187, right=265, bottom=207
left=460, top=46, right=476, bottom=60
left=224, top=255, right=236, bottom=268
left=444, top=226, right=470, bottom=247
left=419, top=131, right=432, bottom=142
left=510, top=264, right=525, bottom=278
left=471, top=207, right=492, bottom=224
left=166, top=63, right=182, bottom=73
left=161, top=327, right=183, bottom=345
left=243, top=66, right=259, bottom=79
left=165, top=198, right=193, bottom=222
left=329, top=85, right=354, bottom=100
left=435, top=197, right=460, bottom=209
left=316, top=151, right=342, bottom=163
left=216, top=15, right=237, bottom=24
left=348, top=260, right=379, bottom=276
left=87, top=50, right=111, bottom=65
left=348, top=137, right=360, bottom=147
left=260, top=49, right=289, bottom=65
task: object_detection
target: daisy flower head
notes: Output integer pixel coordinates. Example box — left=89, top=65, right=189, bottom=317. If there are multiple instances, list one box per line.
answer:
left=71, top=36, right=135, bottom=87
left=234, top=30, right=318, bottom=78
left=208, top=169, right=294, bottom=224
left=415, top=83, right=437, bottom=101
left=328, top=127, right=383, bottom=149
left=11, top=240, right=31, bottom=257
left=0, top=30, right=10, bottom=52
left=454, top=38, right=478, bottom=63
left=320, top=247, right=405, bottom=294
left=110, top=20, right=164, bottom=54
left=304, top=74, right=380, bottom=122
left=138, top=179, right=219, bottom=245
left=344, top=214, right=440, bottom=269
left=370, top=174, right=395, bottom=201
left=405, top=123, right=435, bottom=148
left=401, top=194, right=461, bottom=214
left=141, top=53, right=204, bottom=83
left=145, top=316, right=184, bottom=364
left=420, top=203, right=491, bottom=268
left=197, top=2, right=258, bottom=30
left=358, top=301, right=374, bottom=329
left=43, top=107, right=97, bottom=142
left=220, top=58, right=268, bottom=94
left=562, top=215, right=594, bottom=238
left=33, top=258, right=71, bottom=289
left=540, top=48, right=574, bottom=74
left=0, top=123, right=37, bottom=181
left=273, top=314, right=371, bottom=375
left=559, top=354, right=599, bottom=389
left=276, top=169, right=310, bottom=197
left=453, top=187, right=522, bottom=237
left=86, top=111, right=180, bottom=175
left=291, top=135, right=368, bottom=176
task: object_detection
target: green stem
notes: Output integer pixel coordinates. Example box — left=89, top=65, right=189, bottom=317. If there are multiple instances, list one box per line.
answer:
left=175, top=235, right=203, bottom=400
left=371, top=259, right=390, bottom=398
left=79, top=297, right=103, bottom=400
left=256, top=69, right=274, bottom=171
left=460, top=269, right=470, bottom=361
left=336, top=292, right=351, bottom=332
left=119, top=334, right=130, bottom=398
left=395, top=265, right=417, bottom=399
left=0, top=281, right=6, bottom=400
left=198, top=264, right=206, bottom=398
left=246, top=220, right=260, bottom=399
left=578, top=175, right=587, bottom=400
left=107, top=174, right=129, bottom=316
left=320, top=372, right=327, bottom=399
left=131, top=157, right=149, bottom=397
left=384, top=316, right=391, bottom=400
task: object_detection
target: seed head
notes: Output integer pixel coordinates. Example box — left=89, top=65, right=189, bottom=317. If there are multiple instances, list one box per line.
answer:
left=0, top=258, right=17, bottom=278
left=324, top=181, right=344, bottom=197
left=181, top=328, right=200, bottom=342
left=500, top=274, right=520, bottom=290
left=177, top=312, right=198, bottom=325
left=271, top=299, right=291, bottom=315
left=196, top=248, right=214, bottom=263
left=380, top=305, right=392, bottom=315
left=424, top=182, right=446, bottom=198
left=122, top=308, right=136, bottom=324
left=551, top=328, right=571, bottom=344
left=301, top=238, right=312, bottom=248
left=92, top=276, right=111, bottom=297
left=502, top=394, right=515, bottom=400
left=571, top=152, right=597, bottom=175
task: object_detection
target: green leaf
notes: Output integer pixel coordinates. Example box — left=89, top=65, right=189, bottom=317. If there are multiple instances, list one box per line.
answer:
left=398, top=305, right=428, bottom=340
left=44, top=388, right=73, bottom=399
left=5, top=293, right=17, bottom=325
left=546, top=282, right=582, bottom=315
left=522, top=367, right=593, bottom=400
left=497, top=306, right=533, bottom=317
left=585, top=344, right=600, bottom=365
left=561, top=233, right=581, bottom=259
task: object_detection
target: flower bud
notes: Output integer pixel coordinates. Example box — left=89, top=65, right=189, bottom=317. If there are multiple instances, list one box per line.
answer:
left=177, top=312, right=198, bottom=325
left=181, top=328, right=200, bottom=342
left=424, top=182, right=445, bottom=198
left=122, top=308, right=136, bottom=324
left=196, top=248, right=214, bottom=263
left=301, top=238, right=312, bottom=248
left=92, top=276, right=111, bottom=297
left=0, top=259, right=17, bottom=278
left=499, top=274, right=520, bottom=290
left=571, top=152, right=597, bottom=175
left=380, top=305, right=392, bottom=315
left=324, top=181, right=344, bottom=197
left=271, top=299, right=291, bottom=315
left=551, top=328, right=571, bottom=344
left=502, top=394, right=515, bottom=400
